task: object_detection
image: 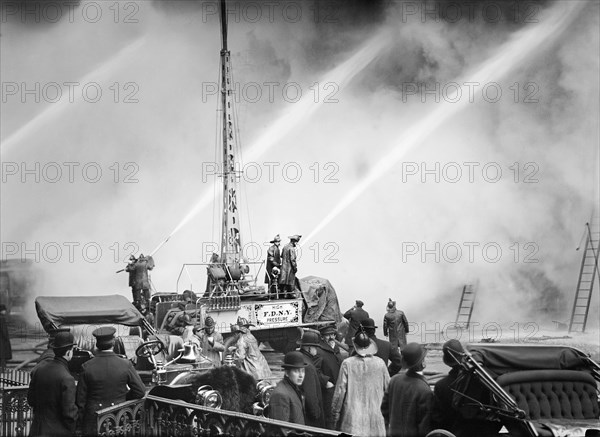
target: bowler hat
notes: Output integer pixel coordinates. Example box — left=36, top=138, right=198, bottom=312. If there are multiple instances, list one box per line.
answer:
left=288, top=235, right=302, bottom=242
left=352, top=331, right=378, bottom=356
left=270, top=234, right=282, bottom=244
left=297, top=329, right=321, bottom=347
left=442, top=339, right=464, bottom=367
left=48, top=327, right=71, bottom=347
left=282, top=351, right=308, bottom=369
left=319, top=325, right=337, bottom=336
left=51, top=331, right=75, bottom=349
left=92, top=326, right=116, bottom=347
left=401, top=342, right=427, bottom=370
left=360, top=318, right=378, bottom=330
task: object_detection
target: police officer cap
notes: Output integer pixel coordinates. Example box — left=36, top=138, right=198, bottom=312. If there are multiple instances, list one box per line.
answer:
left=92, top=326, right=116, bottom=347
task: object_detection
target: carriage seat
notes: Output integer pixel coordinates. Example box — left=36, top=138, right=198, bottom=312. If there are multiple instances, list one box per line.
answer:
left=496, top=369, right=599, bottom=420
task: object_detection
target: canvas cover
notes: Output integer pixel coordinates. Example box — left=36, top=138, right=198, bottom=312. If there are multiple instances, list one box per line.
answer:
left=466, top=344, right=590, bottom=375
left=35, top=295, right=144, bottom=332
left=299, top=276, right=343, bottom=324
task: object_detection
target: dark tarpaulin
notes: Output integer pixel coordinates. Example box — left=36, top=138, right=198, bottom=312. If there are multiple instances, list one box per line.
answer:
left=299, top=276, right=343, bottom=324
left=35, top=295, right=143, bottom=332
left=466, top=344, right=589, bottom=375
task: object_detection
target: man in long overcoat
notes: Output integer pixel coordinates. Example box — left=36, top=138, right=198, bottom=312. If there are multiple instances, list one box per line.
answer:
left=76, top=327, right=146, bottom=435
left=268, top=351, right=307, bottom=425
left=316, top=325, right=343, bottom=429
left=279, top=235, right=301, bottom=298
left=383, top=299, right=410, bottom=349
left=28, top=331, right=77, bottom=436
left=194, top=316, right=225, bottom=366
left=264, top=235, right=282, bottom=296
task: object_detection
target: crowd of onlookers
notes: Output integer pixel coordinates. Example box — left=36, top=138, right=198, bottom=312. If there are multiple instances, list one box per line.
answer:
left=267, top=300, right=491, bottom=437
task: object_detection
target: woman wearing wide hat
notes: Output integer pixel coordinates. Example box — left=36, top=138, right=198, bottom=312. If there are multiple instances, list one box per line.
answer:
left=331, top=330, right=390, bottom=436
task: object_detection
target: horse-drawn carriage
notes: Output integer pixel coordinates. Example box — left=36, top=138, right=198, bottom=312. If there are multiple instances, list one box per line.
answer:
left=438, top=343, right=600, bottom=437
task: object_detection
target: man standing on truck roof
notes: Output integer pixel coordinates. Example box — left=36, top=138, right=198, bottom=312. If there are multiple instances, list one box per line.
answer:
left=126, top=254, right=155, bottom=308
left=28, top=330, right=77, bottom=437
left=76, top=326, right=146, bottom=436
left=279, top=235, right=301, bottom=299
left=264, top=234, right=282, bottom=297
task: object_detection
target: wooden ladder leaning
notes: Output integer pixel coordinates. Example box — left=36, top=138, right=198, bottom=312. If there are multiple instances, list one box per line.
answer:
left=454, top=283, right=477, bottom=329
left=569, top=219, right=600, bottom=333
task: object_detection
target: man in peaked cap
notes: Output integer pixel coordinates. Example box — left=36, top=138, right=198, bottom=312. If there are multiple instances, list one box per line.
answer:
left=268, top=351, right=307, bottom=425
left=264, top=234, right=282, bottom=297
left=343, top=299, right=370, bottom=350
left=381, top=342, right=434, bottom=437
left=279, top=234, right=301, bottom=299
left=76, top=326, right=146, bottom=435
left=28, top=330, right=77, bottom=436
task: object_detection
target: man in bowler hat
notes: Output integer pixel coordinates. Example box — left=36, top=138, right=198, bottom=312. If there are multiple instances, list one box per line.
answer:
left=76, top=326, right=146, bottom=435
left=360, top=318, right=403, bottom=376
left=28, top=330, right=77, bottom=436
left=381, top=342, right=434, bottom=437
left=268, top=351, right=307, bottom=425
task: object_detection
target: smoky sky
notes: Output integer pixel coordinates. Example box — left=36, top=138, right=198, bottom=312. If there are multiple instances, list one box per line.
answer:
left=1, top=0, right=598, bottom=335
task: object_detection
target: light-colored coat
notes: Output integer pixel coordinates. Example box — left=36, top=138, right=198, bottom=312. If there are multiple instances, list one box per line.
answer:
left=331, top=354, right=390, bottom=436
left=234, top=332, right=272, bottom=380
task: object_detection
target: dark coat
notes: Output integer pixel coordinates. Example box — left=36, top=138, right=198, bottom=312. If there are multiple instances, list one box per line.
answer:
left=0, top=314, right=12, bottom=364
left=317, top=341, right=343, bottom=430
left=28, top=356, right=77, bottom=437
left=264, top=244, right=281, bottom=284
left=383, top=309, right=409, bottom=348
left=278, top=243, right=297, bottom=286
left=343, top=307, right=369, bottom=346
left=381, top=370, right=434, bottom=437
left=370, top=335, right=403, bottom=376
left=432, top=367, right=501, bottom=437
left=268, top=377, right=305, bottom=425
left=298, top=349, right=327, bottom=428
left=76, top=351, right=146, bottom=435
left=126, top=256, right=154, bottom=290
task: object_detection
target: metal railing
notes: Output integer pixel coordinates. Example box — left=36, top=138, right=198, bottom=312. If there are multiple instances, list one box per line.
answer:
left=2, top=386, right=345, bottom=436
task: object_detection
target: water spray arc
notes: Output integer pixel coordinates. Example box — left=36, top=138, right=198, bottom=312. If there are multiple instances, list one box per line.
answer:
left=302, top=1, right=584, bottom=245
left=149, top=29, right=392, bottom=257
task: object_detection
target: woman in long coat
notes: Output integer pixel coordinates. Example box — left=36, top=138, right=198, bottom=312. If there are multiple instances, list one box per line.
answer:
left=331, top=332, right=390, bottom=436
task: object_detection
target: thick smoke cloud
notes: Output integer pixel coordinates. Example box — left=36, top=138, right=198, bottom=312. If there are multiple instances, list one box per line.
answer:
left=1, top=0, right=598, bottom=339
